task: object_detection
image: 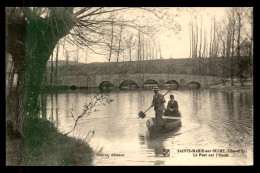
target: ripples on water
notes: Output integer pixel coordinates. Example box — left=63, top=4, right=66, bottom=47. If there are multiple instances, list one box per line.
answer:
left=42, top=88, right=253, bottom=166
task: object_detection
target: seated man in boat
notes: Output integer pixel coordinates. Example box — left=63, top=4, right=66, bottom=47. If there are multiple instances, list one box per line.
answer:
left=164, top=95, right=181, bottom=117
left=151, top=86, right=166, bottom=125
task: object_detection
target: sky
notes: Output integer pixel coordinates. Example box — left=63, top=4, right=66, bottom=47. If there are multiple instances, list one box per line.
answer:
left=158, top=7, right=227, bottom=59
left=53, top=7, right=229, bottom=63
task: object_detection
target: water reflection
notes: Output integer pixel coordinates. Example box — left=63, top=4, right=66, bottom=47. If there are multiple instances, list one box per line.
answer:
left=55, top=92, right=59, bottom=127
left=40, top=88, right=253, bottom=165
left=143, top=127, right=182, bottom=157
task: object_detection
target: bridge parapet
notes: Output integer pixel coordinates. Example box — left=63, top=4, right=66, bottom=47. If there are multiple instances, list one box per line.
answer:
left=88, top=74, right=223, bottom=88
left=48, top=74, right=223, bottom=88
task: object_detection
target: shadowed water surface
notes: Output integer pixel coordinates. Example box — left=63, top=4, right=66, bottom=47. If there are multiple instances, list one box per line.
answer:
left=42, top=88, right=253, bottom=166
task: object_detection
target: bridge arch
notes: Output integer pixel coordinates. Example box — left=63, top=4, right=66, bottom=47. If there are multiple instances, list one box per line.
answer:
left=119, top=79, right=139, bottom=89
left=70, top=85, right=77, bottom=90
left=99, top=81, right=114, bottom=90
left=165, top=80, right=179, bottom=89
left=143, top=79, right=158, bottom=88
left=179, top=79, right=186, bottom=86
left=85, top=74, right=223, bottom=88
left=185, top=81, right=201, bottom=89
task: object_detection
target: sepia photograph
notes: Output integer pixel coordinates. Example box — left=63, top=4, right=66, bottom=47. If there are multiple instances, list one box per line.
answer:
left=6, top=7, right=253, bottom=166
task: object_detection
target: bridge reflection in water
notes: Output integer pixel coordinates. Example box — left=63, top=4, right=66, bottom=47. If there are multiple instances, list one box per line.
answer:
left=119, top=80, right=139, bottom=90
left=99, top=81, right=114, bottom=91
left=143, top=79, right=158, bottom=90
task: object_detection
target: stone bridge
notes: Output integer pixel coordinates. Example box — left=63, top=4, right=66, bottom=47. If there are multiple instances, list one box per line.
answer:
left=51, top=74, right=223, bottom=88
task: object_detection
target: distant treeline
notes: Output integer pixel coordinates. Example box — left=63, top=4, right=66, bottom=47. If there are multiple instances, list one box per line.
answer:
left=46, top=56, right=252, bottom=79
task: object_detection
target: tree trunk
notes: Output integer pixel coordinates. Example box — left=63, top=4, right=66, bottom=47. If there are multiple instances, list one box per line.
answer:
left=7, top=59, right=15, bottom=93
left=189, top=22, right=192, bottom=58
left=129, top=48, right=132, bottom=62
left=137, top=31, right=141, bottom=73
left=65, top=50, right=69, bottom=76
left=116, top=26, right=123, bottom=74
left=116, top=25, right=123, bottom=63
left=240, top=80, right=245, bottom=86
left=251, top=9, right=253, bottom=57
left=6, top=7, right=76, bottom=137
left=237, top=11, right=241, bottom=57
left=199, top=17, right=202, bottom=58
left=15, top=68, right=26, bottom=134
left=6, top=57, right=26, bottom=137
left=6, top=14, right=26, bottom=136
left=25, top=55, right=49, bottom=120
left=55, top=44, right=59, bottom=86
left=50, top=53, right=54, bottom=87
left=230, top=22, right=235, bottom=86
left=108, top=21, right=114, bottom=63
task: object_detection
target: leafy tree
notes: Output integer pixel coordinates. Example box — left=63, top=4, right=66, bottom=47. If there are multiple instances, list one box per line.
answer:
left=6, top=7, right=181, bottom=136
left=236, top=56, right=252, bottom=86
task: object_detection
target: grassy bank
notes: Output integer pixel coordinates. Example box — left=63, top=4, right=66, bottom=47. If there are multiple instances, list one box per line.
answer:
left=204, top=79, right=253, bottom=93
left=23, top=117, right=94, bottom=166
left=6, top=134, right=23, bottom=166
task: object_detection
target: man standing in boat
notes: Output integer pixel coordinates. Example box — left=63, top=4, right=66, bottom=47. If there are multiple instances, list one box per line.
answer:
left=151, top=86, right=166, bottom=125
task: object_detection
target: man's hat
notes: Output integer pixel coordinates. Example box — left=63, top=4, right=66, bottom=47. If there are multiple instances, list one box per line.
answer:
left=152, top=86, right=159, bottom=91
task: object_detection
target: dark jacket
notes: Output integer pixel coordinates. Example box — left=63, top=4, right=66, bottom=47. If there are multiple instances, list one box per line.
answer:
left=152, top=93, right=166, bottom=111
left=165, top=100, right=180, bottom=117
left=167, top=100, right=178, bottom=112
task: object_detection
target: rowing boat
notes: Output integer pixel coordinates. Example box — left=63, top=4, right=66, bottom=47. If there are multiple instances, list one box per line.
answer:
left=146, top=116, right=182, bottom=138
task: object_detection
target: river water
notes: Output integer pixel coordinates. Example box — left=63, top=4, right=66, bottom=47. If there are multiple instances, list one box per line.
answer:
left=42, top=88, right=253, bottom=166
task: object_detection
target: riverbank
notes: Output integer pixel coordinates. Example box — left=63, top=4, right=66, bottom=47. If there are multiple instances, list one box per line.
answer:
left=6, top=118, right=94, bottom=166
left=203, top=79, right=253, bottom=93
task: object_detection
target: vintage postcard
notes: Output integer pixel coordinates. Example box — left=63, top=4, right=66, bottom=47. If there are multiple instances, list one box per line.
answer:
left=6, top=7, right=253, bottom=166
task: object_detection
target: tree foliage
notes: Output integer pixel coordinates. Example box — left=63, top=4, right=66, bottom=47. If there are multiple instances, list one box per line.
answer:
left=6, top=7, right=181, bottom=136
left=188, top=7, right=253, bottom=85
